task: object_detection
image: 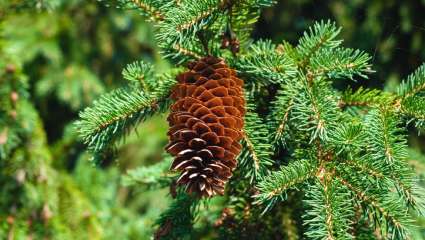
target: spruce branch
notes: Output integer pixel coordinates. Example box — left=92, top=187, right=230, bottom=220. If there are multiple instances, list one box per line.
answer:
left=269, top=89, right=294, bottom=150
left=361, top=109, right=425, bottom=210
left=291, top=76, right=339, bottom=143
left=397, top=63, right=425, bottom=98
left=328, top=123, right=366, bottom=156
left=122, top=156, right=176, bottom=190
left=303, top=179, right=354, bottom=240
left=365, top=108, right=408, bottom=165
left=239, top=98, right=273, bottom=181
left=76, top=76, right=175, bottom=163
left=296, top=20, right=342, bottom=67
left=338, top=87, right=395, bottom=109
left=255, top=159, right=318, bottom=211
left=228, top=0, right=275, bottom=44
left=157, top=0, right=225, bottom=46
left=235, top=40, right=297, bottom=85
left=336, top=175, right=413, bottom=240
left=396, top=180, right=425, bottom=214
left=400, top=95, right=425, bottom=132
left=122, top=60, right=155, bottom=90
left=69, top=11, right=424, bottom=238
left=343, top=159, right=386, bottom=180
left=172, top=43, right=202, bottom=60
left=310, top=47, right=373, bottom=80
left=161, top=42, right=203, bottom=64
left=99, top=0, right=167, bottom=22
left=154, top=191, right=199, bottom=240
left=340, top=150, right=422, bottom=213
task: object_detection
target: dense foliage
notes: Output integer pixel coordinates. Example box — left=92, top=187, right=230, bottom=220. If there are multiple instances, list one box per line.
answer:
left=1, top=0, right=425, bottom=239
left=76, top=1, right=425, bottom=239
left=1, top=1, right=168, bottom=238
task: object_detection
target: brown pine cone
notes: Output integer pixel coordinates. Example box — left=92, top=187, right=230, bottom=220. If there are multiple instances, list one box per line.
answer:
left=166, top=56, right=245, bottom=197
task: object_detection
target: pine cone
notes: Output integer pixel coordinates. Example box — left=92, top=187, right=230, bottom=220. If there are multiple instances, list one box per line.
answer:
left=166, top=56, right=245, bottom=197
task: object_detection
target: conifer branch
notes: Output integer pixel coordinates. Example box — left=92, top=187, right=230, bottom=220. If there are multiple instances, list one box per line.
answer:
left=394, top=180, right=425, bottom=213
left=342, top=159, right=419, bottom=209
left=239, top=99, right=273, bottom=181
left=397, top=63, right=425, bottom=98
left=360, top=109, right=425, bottom=210
left=328, top=123, right=366, bottom=155
left=255, top=159, right=318, bottom=210
left=268, top=77, right=304, bottom=150
left=155, top=191, right=199, bottom=239
left=68, top=11, right=424, bottom=238
left=218, top=0, right=276, bottom=56
left=129, top=0, right=165, bottom=21
left=122, top=60, right=155, bottom=90
left=157, top=0, right=225, bottom=45
left=341, top=152, right=422, bottom=212
left=303, top=179, right=354, bottom=240
left=365, top=108, right=408, bottom=165
left=122, top=157, right=176, bottom=189
left=400, top=96, right=425, bottom=131
left=76, top=76, right=175, bottom=163
left=159, top=38, right=205, bottom=64
left=271, top=96, right=294, bottom=149
left=228, top=1, right=274, bottom=43
left=336, top=175, right=412, bottom=239
left=344, top=159, right=385, bottom=179
left=236, top=40, right=297, bottom=85
left=275, top=102, right=292, bottom=140
left=310, top=48, right=373, bottom=80
left=296, top=20, right=342, bottom=67
left=100, top=0, right=167, bottom=22
left=172, top=43, right=202, bottom=60
left=291, top=76, right=339, bottom=142
left=338, top=87, right=395, bottom=109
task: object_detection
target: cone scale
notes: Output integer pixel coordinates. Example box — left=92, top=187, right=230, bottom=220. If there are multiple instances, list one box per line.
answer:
left=166, top=56, right=245, bottom=197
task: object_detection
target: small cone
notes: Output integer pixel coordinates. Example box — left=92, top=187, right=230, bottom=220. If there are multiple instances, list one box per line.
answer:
left=166, top=56, right=245, bottom=197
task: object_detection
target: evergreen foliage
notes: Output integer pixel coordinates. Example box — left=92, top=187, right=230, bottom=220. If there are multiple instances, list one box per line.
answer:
left=2, top=0, right=424, bottom=239
left=0, top=42, right=102, bottom=240
left=75, top=1, right=425, bottom=239
left=238, top=96, right=273, bottom=181
left=1, top=1, right=168, bottom=238
left=75, top=68, right=175, bottom=163
left=255, top=1, right=425, bottom=91
left=122, top=156, right=175, bottom=190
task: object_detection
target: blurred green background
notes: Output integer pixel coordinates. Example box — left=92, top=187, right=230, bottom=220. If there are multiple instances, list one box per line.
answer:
left=1, top=0, right=424, bottom=239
